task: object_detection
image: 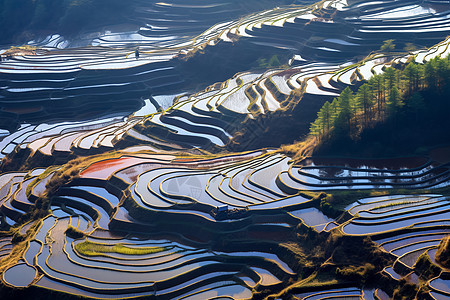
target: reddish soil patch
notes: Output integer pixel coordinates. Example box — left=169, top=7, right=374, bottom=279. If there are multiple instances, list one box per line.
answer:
left=80, top=157, right=149, bottom=180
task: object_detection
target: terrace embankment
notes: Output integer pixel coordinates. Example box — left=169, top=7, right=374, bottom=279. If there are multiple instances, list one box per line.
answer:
left=227, top=91, right=329, bottom=151
left=270, top=225, right=395, bottom=298
left=1, top=148, right=449, bottom=299
left=1, top=1, right=450, bottom=299
left=176, top=38, right=291, bottom=92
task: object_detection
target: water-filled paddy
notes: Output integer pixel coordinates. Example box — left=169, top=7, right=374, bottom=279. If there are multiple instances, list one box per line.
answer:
left=3, top=263, right=37, bottom=287
left=1, top=0, right=450, bottom=299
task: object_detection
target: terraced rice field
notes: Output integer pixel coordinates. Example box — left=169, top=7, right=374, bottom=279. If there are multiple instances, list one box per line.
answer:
left=0, top=151, right=308, bottom=298
left=339, top=193, right=450, bottom=299
left=1, top=0, right=450, bottom=299
left=1, top=148, right=449, bottom=298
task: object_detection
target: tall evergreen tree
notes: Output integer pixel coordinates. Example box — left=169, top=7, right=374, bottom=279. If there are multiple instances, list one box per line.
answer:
left=387, top=86, right=402, bottom=117
left=320, top=101, right=332, bottom=136
left=330, top=98, right=340, bottom=118
left=425, top=59, right=437, bottom=89
left=403, top=63, right=422, bottom=95
left=309, top=54, right=450, bottom=144
left=369, top=75, right=385, bottom=119
left=380, top=39, right=395, bottom=54
left=407, top=92, right=426, bottom=121
left=435, top=57, right=449, bottom=90
left=309, top=118, right=323, bottom=139
left=384, top=67, right=397, bottom=95
left=356, top=83, right=373, bottom=127
left=334, top=87, right=354, bottom=135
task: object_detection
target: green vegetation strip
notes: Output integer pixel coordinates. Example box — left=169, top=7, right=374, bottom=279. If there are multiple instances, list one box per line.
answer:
left=309, top=55, right=450, bottom=154
left=75, top=241, right=167, bottom=257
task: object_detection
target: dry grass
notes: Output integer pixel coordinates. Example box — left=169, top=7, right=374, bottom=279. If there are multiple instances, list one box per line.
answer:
left=435, top=236, right=450, bottom=268
left=279, top=136, right=316, bottom=162
left=0, top=219, right=42, bottom=274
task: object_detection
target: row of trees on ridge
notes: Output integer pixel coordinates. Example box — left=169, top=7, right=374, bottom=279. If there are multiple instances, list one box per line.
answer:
left=310, top=55, right=450, bottom=141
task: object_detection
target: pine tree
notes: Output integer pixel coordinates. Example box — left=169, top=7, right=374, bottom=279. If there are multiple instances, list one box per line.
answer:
left=308, top=57, right=450, bottom=143
left=384, top=67, right=397, bottom=93
left=435, top=57, right=449, bottom=90
left=387, top=86, right=403, bottom=117
left=407, top=92, right=426, bottom=121
left=403, top=63, right=422, bottom=95
left=356, top=83, right=373, bottom=127
left=424, top=59, right=437, bottom=89
left=330, top=98, right=340, bottom=118
left=350, top=92, right=359, bottom=125
left=320, top=101, right=332, bottom=136
left=310, top=101, right=334, bottom=140
left=334, top=87, right=354, bottom=136
left=404, top=43, right=416, bottom=53
left=380, top=39, right=395, bottom=54
left=369, top=75, right=385, bottom=119
left=309, top=118, right=323, bottom=139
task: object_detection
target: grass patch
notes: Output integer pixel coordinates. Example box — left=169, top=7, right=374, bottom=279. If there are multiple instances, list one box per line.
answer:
left=435, top=235, right=450, bottom=268
left=0, top=219, right=42, bottom=275
left=25, top=165, right=60, bottom=198
left=279, top=136, right=316, bottom=162
left=336, top=263, right=376, bottom=284
left=75, top=241, right=168, bottom=257
left=414, top=252, right=441, bottom=280
left=370, top=200, right=420, bottom=210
